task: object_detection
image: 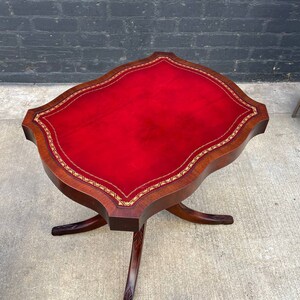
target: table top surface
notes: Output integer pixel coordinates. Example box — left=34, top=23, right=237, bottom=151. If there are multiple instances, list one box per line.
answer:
left=22, top=52, right=269, bottom=231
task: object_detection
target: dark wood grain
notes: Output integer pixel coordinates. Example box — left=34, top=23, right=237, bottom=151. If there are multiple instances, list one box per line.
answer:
left=22, top=52, right=269, bottom=232
left=167, top=203, right=234, bottom=225
left=124, top=223, right=146, bottom=300
left=51, top=214, right=107, bottom=236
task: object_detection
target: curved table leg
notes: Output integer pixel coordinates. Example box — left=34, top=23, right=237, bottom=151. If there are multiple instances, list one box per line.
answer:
left=167, top=203, right=234, bottom=225
left=124, top=223, right=146, bottom=300
left=52, top=214, right=107, bottom=236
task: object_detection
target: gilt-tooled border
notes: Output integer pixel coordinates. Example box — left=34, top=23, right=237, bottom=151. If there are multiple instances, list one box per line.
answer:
left=34, top=56, right=257, bottom=207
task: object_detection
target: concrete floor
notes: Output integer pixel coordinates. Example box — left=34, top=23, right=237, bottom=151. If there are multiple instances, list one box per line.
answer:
left=0, top=83, right=299, bottom=300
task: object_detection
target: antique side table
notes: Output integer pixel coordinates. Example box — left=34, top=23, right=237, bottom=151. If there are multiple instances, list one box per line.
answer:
left=22, top=52, right=269, bottom=299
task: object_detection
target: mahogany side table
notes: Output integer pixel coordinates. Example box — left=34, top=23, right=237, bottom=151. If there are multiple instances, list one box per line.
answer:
left=22, top=52, right=269, bottom=299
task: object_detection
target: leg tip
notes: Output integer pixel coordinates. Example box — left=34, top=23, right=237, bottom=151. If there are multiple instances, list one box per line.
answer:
left=222, top=215, right=234, bottom=225
left=51, top=227, right=62, bottom=236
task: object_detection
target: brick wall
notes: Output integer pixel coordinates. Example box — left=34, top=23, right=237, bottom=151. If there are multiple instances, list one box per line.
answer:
left=0, top=0, right=299, bottom=83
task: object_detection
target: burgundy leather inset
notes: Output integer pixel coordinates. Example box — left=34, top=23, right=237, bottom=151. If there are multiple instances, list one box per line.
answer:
left=34, top=57, right=256, bottom=206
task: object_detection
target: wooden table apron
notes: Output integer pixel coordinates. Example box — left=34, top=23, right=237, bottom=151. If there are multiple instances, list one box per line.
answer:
left=22, top=52, right=269, bottom=300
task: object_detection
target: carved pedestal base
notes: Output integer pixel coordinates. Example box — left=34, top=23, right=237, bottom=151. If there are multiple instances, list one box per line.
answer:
left=52, top=202, right=233, bottom=299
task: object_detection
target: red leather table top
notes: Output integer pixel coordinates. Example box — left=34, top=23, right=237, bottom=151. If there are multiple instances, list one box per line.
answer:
left=32, top=54, right=258, bottom=207
left=22, top=52, right=269, bottom=300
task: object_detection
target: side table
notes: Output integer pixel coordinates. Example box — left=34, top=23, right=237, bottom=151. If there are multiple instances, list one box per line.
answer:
left=22, top=52, right=269, bottom=299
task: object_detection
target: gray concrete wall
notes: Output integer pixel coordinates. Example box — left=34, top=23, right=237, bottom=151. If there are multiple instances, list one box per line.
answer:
left=0, top=0, right=300, bottom=83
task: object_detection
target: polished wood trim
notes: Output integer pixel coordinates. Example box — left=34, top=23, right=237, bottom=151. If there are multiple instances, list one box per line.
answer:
left=22, top=52, right=269, bottom=232
left=167, top=203, right=234, bottom=225
left=51, top=214, right=107, bottom=236
left=124, top=223, right=146, bottom=300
